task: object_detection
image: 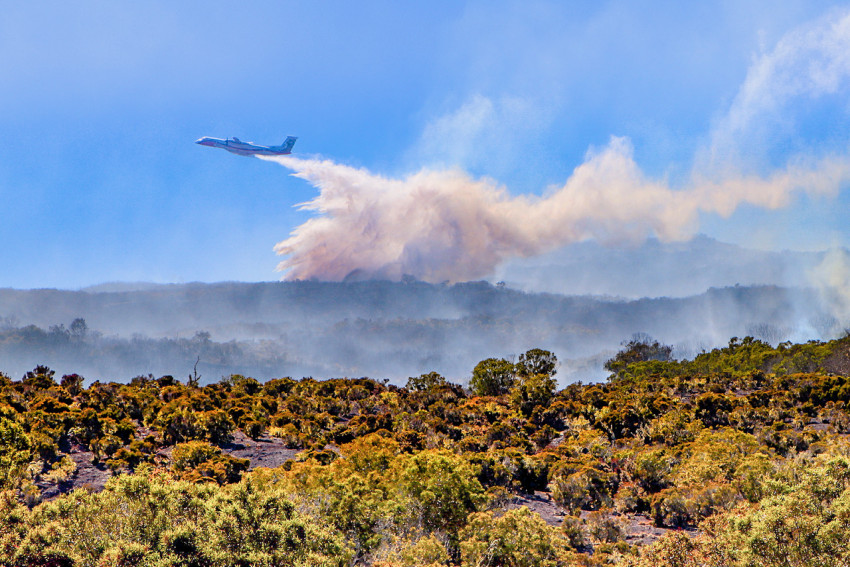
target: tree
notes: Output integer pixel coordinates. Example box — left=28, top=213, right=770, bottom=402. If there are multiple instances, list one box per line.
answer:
left=459, top=507, right=573, bottom=567
left=22, top=366, right=57, bottom=391
left=510, top=373, right=557, bottom=417
left=171, top=440, right=249, bottom=484
left=406, top=371, right=447, bottom=392
left=470, top=358, right=516, bottom=397
left=69, top=318, right=88, bottom=340
left=605, top=335, right=674, bottom=376
left=60, top=374, right=84, bottom=396
left=391, top=450, right=485, bottom=534
left=516, top=348, right=557, bottom=378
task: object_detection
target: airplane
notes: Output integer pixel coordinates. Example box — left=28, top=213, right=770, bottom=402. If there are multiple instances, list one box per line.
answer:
left=195, top=135, right=297, bottom=156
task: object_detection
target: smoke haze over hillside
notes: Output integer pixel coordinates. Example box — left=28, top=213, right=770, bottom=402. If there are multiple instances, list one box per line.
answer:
left=0, top=267, right=846, bottom=386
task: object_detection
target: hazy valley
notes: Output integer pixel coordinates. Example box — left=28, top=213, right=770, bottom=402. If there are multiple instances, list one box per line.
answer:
left=0, top=237, right=846, bottom=385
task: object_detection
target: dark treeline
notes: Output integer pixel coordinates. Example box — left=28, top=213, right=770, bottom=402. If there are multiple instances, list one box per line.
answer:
left=0, top=319, right=287, bottom=382
left=2, top=336, right=850, bottom=565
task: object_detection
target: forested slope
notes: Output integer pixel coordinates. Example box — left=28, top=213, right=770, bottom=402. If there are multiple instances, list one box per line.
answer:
left=1, top=336, right=850, bottom=565
left=0, top=281, right=839, bottom=382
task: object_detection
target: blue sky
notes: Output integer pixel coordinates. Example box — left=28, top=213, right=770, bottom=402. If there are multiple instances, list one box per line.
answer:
left=2, top=1, right=850, bottom=289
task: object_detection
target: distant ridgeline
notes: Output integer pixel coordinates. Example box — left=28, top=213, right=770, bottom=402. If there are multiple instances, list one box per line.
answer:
left=1, top=336, right=850, bottom=565
left=0, top=281, right=839, bottom=382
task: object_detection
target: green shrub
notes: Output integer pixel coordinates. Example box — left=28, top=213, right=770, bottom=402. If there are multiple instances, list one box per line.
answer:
left=550, top=462, right=617, bottom=512
left=0, top=416, right=31, bottom=489
left=171, top=441, right=249, bottom=484
left=470, top=358, right=516, bottom=397
left=459, top=507, right=573, bottom=567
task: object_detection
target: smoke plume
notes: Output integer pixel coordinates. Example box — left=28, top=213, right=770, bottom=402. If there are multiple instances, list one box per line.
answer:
left=810, top=248, right=850, bottom=330
left=265, top=142, right=850, bottom=283
left=267, top=9, right=850, bottom=284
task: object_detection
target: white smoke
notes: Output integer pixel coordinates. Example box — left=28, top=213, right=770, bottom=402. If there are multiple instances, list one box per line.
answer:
left=266, top=8, right=850, bottom=284
left=810, top=248, right=850, bottom=332
left=707, top=8, right=850, bottom=169
left=409, top=94, right=550, bottom=178
left=265, top=139, right=850, bottom=282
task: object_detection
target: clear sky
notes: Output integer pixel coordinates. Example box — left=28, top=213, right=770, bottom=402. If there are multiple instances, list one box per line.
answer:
left=2, top=1, right=850, bottom=289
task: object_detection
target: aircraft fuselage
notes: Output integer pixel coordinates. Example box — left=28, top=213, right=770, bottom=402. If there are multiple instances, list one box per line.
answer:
left=196, top=136, right=297, bottom=156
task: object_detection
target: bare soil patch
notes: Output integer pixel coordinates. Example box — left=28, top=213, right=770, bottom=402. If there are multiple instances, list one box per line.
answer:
left=220, top=430, right=300, bottom=470
left=510, top=491, right=694, bottom=548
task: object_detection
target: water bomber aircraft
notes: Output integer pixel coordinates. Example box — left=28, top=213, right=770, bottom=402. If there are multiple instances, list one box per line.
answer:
left=196, top=135, right=297, bottom=156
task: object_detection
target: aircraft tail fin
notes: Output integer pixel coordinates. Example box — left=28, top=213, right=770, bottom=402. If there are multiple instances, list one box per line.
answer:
left=275, top=136, right=298, bottom=153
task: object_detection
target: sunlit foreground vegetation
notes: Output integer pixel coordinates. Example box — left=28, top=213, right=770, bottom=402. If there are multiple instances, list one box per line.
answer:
left=2, top=336, right=850, bottom=566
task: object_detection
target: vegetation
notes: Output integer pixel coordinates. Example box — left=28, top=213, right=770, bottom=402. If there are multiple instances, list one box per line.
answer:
left=1, top=335, right=850, bottom=565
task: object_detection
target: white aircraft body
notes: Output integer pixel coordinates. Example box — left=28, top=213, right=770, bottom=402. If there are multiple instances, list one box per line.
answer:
left=196, top=136, right=297, bottom=156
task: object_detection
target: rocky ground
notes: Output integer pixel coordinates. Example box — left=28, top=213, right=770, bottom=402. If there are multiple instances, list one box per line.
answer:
left=220, top=430, right=301, bottom=469
left=509, top=491, right=681, bottom=547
